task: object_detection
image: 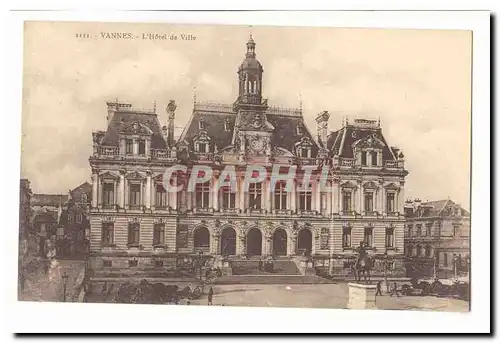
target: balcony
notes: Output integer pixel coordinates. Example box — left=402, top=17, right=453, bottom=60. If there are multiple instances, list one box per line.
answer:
left=129, top=205, right=143, bottom=211
left=297, top=209, right=318, bottom=217
left=151, top=148, right=176, bottom=160
left=97, top=146, right=119, bottom=156
left=364, top=211, right=378, bottom=217
left=338, top=158, right=356, bottom=167
left=192, top=207, right=214, bottom=214
left=92, top=146, right=176, bottom=162
left=386, top=211, right=400, bottom=217
left=384, top=160, right=404, bottom=169
left=220, top=208, right=239, bottom=214
left=273, top=209, right=293, bottom=215
left=340, top=210, right=356, bottom=216
left=101, top=203, right=118, bottom=211
left=194, top=152, right=214, bottom=162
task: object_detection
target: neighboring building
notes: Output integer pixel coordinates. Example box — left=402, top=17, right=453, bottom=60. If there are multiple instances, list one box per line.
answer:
left=59, top=182, right=92, bottom=257
left=88, top=36, right=408, bottom=277
left=31, top=193, right=67, bottom=256
left=19, top=179, right=32, bottom=258
left=404, top=198, right=470, bottom=279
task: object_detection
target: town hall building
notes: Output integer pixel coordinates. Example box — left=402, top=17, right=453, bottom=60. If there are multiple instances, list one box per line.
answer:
left=88, top=36, right=408, bottom=277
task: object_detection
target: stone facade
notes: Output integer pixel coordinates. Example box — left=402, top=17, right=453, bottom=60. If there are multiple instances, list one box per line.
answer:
left=88, top=36, right=408, bottom=277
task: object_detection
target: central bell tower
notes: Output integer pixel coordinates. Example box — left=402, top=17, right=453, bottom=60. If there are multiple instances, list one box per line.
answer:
left=232, top=35, right=273, bottom=161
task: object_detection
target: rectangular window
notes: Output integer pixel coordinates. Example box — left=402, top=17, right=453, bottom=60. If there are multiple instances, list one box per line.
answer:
left=129, top=183, right=141, bottom=207
left=361, top=151, right=367, bottom=165
left=274, top=181, right=287, bottom=210
left=453, top=225, right=460, bottom=237
left=416, top=224, right=422, bottom=237
left=195, top=182, right=210, bottom=208
left=101, top=223, right=114, bottom=246
left=153, top=224, right=165, bottom=246
left=443, top=253, right=448, bottom=267
left=342, top=227, right=351, bottom=247
left=364, top=192, right=373, bottom=212
left=426, top=224, right=432, bottom=236
left=385, top=228, right=394, bottom=247
left=198, top=143, right=207, bottom=153
left=221, top=186, right=236, bottom=209
left=155, top=184, right=168, bottom=208
left=298, top=183, right=312, bottom=211
left=249, top=183, right=262, bottom=209
left=364, top=227, right=373, bottom=247
left=301, top=148, right=309, bottom=158
left=103, top=260, right=112, bottom=267
left=102, top=182, right=114, bottom=206
left=76, top=213, right=83, bottom=224
left=128, top=223, right=140, bottom=246
left=386, top=192, right=395, bottom=213
left=155, top=260, right=164, bottom=267
left=342, top=192, right=352, bottom=213
left=138, top=139, right=146, bottom=155
left=371, top=151, right=378, bottom=166
left=68, top=214, right=74, bottom=223
left=407, top=224, right=413, bottom=237
left=125, top=139, right=134, bottom=154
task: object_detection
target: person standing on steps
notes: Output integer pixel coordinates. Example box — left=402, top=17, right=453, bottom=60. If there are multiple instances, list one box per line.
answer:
left=375, top=280, right=383, bottom=296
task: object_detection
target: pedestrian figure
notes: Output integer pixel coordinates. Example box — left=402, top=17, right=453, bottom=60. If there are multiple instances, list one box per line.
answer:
left=44, top=260, right=49, bottom=275
left=375, top=280, right=383, bottom=296
left=258, top=258, right=263, bottom=271
left=208, top=286, right=214, bottom=305
left=390, top=282, right=400, bottom=297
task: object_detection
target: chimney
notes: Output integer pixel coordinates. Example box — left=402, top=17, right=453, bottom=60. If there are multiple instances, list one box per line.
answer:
left=166, top=100, right=177, bottom=147
left=315, top=111, right=330, bottom=148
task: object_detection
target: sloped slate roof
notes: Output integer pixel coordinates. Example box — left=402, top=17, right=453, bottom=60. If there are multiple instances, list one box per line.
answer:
left=180, top=110, right=236, bottom=151
left=31, top=194, right=68, bottom=207
left=335, top=125, right=395, bottom=160
left=266, top=114, right=319, bottom=155
left=326, top=130, right=341, bottom=156
left=100, top=111, right=167, bottom=149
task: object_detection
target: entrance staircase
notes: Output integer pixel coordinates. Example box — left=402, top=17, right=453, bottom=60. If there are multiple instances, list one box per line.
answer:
left=230, top=257, right=301, bottom=276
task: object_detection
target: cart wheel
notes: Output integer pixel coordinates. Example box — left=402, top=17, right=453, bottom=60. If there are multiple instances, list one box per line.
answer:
left=431, top=281, right=443, bottom=295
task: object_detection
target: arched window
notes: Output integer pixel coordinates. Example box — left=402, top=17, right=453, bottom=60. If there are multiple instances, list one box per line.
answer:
left=193, top=227, right=210, bottom=249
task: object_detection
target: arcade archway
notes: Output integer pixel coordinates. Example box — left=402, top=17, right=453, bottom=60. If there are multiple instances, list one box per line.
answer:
left=272, top=229, right=288, bottom=256
left=220, top=227, right=236, bottom=256
left=246, top=228, right=262, bottom=256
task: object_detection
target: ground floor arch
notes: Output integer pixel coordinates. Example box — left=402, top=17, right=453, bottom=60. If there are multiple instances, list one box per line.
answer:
left=246, top=228, right=262, bottom=256
left=193, top=226, right=210, bottom=250
left=272, top=228, right=288, bottom=256
left=220, top=227, right=236, bottom=256
left=297, top=228, right=313, bottom=255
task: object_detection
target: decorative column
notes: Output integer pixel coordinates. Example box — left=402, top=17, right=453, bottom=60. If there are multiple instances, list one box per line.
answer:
left=97, top=176, right=102, bottom=209
left=357, top=180, right=362, bottom=215
left=145, top=171, right=152, bottom=209
left=239, top=176, right=246, bottom=213
left=212, top=174, right=219, bottom=211
left=118, top=170, right=125, bottom=208
left=123, top=174, right=129, bottom=210
left=91, top=169, right=98, bottom=208
left=332, top=177, right=339, bottom=215
left=171, top=173, right=178, bottom=210
left=236, top=225, right=246, bottom=256
left=265, top=178, right=272, bottom=213
left=315, top=180, right=321, bottom=213
left=210, top=227, right=221, bottom=255
left=133, top=138, right=138, bottom=155
left=378, top=180, right=384, bottom=215
left=290, top=180, right=296, bottom=213
left=398, top=182, right=405, bottom=214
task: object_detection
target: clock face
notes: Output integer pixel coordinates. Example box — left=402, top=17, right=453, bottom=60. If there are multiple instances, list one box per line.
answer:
left=250, top=138, right=265, bottom=153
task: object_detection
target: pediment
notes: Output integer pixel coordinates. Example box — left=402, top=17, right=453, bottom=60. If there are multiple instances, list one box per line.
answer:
left=193, top=130, right=211, bottom=143
left=100, top=171, right=118, bottom=180
left=126, top=171, right=145, bottom=181
left=294, top=136, right=314, bottom=147
left=363, top=181, right=378, bottom=190
left=119, top=122, right=153, bottom=136
left=384, top=182, right=400, bottom=190
left=352, top=134, right=385, bottom=149
left=340, top=181, right=358, bottom=189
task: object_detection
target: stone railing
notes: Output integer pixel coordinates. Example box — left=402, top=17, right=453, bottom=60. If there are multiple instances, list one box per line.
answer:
left=151, top=148, right=175, bottom=160
left=194, top=152, right=214, bottom=161
left=98, top=146, right=120, bottom=156
left=384, top=160, right=404, bottom=169
left=338, top=158, right=356, bottom=167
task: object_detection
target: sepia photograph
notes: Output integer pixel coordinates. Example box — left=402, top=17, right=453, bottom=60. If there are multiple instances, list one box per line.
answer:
left=9, top=11, right=490, bottom=334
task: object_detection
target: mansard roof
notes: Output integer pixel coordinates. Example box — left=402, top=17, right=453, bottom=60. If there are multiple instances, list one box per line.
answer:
left=406, top=199, right=470, bottom=219
left=31, top=194, right=69, bottom=207
left=331, top=123, right=396, bottom=161
left=179, top=102, right=320, bottom=156
left=100, top=107, right=167, bottom=149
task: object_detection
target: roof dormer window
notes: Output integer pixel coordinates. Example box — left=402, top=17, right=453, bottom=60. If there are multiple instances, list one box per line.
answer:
left=125, top=139, right=134, bottom=155
left=199, top=118, right=205, bottom=130
left=224, top=119, right=230, bottom=132
left=197, top=142, right=208, bottom=153
left=297, top=124, right=303, bottom=135
left=300, top=147, right=310, bottom=158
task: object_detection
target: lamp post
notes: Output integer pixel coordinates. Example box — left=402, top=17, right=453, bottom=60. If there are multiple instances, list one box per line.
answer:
left=62, top=272, right=69, bottom=302
left=198, top=250, right=204, bottom=279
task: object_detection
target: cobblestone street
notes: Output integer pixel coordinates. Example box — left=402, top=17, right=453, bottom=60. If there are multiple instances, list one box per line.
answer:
left=19, top=259, right=85, bottom=302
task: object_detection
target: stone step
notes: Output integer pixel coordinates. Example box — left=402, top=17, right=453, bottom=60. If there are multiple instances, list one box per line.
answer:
left=214, top=275, right=335, bottom=285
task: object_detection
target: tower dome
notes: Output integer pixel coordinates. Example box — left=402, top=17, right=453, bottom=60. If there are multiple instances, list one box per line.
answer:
left=237, top=34, right=263, bottom=105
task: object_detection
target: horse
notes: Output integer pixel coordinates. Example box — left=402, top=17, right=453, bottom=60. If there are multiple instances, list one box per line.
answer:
left=354, top=255, right=374, bottom=284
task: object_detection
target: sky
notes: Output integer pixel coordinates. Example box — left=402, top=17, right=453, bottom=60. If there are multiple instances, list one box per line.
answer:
left=21, top=22, right=472, bottom=209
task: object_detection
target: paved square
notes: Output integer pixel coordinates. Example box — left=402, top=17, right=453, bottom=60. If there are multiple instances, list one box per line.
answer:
left=190, top=283, right=469, bottom=312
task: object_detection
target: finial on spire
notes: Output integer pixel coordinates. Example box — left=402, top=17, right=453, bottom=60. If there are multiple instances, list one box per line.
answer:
left=153, top=100, right=156, bottom=112
left=193, top=86, right=197, bottom=104
left=378, top=116, right=381, bottom=127
left=346, top=116, right=349, bottom=126
left=299, top=94, right=303, bottom=113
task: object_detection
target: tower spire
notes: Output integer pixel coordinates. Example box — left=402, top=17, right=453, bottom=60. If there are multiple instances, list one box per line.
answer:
left=193, top=86, right=197, bottom=104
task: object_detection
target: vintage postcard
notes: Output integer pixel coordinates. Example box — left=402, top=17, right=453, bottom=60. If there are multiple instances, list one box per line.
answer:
left=17, top=19, right=476, bottom=327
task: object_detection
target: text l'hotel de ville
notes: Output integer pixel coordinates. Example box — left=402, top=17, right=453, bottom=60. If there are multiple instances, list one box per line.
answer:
left=75, top=32, right=197, bottom=40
